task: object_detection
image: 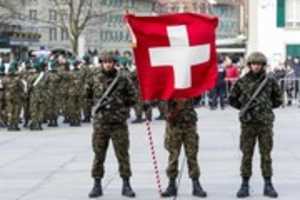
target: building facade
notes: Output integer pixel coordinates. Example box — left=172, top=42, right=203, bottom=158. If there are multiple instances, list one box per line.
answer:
left=248, top=0, right=300, bottom=65
left=4, top=0, right=154, bottom=54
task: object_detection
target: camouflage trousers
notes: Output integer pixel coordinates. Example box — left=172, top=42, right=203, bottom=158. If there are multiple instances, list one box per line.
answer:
left=47, top=93, right=59, bottom=121
left=133, top=101, right=152, bottom=120
left=240, top=123, right=274, bottom=178
left=0, top=93, right=6, bottom=126
left=6, top=99, right=21, bottom=126
left=82, top=94, right=93, bottom=119
left=91, top=121, right=132, bottom=179
left=164, top=123, right=200, bottom=179
left=30, top=99, right=44, bottom=126
left=67, top=95, right=82, bottom=123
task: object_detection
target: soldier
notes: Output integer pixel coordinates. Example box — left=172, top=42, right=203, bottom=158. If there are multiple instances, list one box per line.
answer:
left=27, top=59, right=47, bottom=131
left=81, top=55, right=93, bottom=123
left=130, top=69, right=152, bottom=123
left=67, top=60, right=83, bottom=127
left=57, top=55, right=71, bottom=123
left=3, top=61, right=23, bottom=131
left=229, top=52, right=283, bottom=198
left=161, top=99, right=207, bottom=198
left=46, top=59, right=61, bottom=127
left=0, top=63, right=6, bottom=128
left=89, top=53, right=136, bottom=198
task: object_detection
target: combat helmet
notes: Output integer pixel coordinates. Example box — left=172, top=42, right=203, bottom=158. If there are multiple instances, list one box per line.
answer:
left=246, top=52, right=267, bottom=66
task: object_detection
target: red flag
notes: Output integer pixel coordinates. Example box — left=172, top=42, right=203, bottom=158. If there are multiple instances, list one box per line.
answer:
left=126, top=13, right=219, bottom=100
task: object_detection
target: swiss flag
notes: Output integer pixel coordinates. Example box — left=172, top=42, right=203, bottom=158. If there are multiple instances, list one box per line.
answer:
left=126, top=13, right=219, bottom=100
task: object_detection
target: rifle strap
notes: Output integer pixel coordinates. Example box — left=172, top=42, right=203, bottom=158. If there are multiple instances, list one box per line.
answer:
left=240, top=74, right=269, bottom=114
left=33, top=72, right=45, bottom=87
left=93, top=70, right=121, bottom=115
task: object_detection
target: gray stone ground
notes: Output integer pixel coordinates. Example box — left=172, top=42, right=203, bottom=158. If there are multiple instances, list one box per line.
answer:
left=0, top=107, right=299, bottom=200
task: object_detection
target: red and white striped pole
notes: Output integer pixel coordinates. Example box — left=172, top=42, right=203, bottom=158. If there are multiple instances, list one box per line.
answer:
left=145, top=119, right=163, bottom=195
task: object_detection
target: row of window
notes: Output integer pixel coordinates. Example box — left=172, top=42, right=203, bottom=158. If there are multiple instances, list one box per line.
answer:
left=49, top=28, right=69, bottom=41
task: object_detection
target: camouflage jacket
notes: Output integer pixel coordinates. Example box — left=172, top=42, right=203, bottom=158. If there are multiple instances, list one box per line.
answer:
left=46, top=71, right=61, bottom=97
left=229, top=71, right=283, bottom=124
left=68, top=69, right=82, bottom=96
left=93, top=68, right=137, bottom=124
left=166, top=99, right=197, bottom=127
left=27, top=72, right=47, bottom=103
left=3, top=74, right=24, bottom=102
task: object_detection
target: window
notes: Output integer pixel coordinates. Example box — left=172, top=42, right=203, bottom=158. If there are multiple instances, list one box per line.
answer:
left=61, top=28, right=69, bottom=41
left=49, top=9, right=57, bottom=21
left=29, top=9, right=37, bottom=21
left=49, top=28, right=57, bottom=41
left=286, top=0, right=300, bottom=28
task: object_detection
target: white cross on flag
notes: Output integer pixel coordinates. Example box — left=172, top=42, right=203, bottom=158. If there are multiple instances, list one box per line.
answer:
left=126, top=13, right=219, bottom=100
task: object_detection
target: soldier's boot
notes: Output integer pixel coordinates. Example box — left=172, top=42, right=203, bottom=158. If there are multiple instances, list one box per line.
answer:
left=14, top=123, right=20, bottom=131
left=264, top=177, right=278, bottom=198
left=161, top=178, right=177, bottom=197
left=122, top=177, right=136, bottom=198
left=83, top=116, right=91, bottom=123
left=131, top=117, right=145, bottom=124
left=63, top=117, right=70, bottom=124
left=192, top=178, right=207, bottom=198
left=38, top=123, right=43, bottom=130
left=30, top=122, right=39, bottom=131
left=53, top=119, right=58, bottom=127
left=73, top=119, right=81, bottom=127
left=237, top=177, right=250, bottom=198
left=7, top=124, right=14, bottom=131
left=48, top=120, right=55, bottom=127
left=88, top=178, right=103, bottom=198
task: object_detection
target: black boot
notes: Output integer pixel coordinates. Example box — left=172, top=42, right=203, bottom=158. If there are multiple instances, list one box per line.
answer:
left=38, top=123, right=43, bottom=130
left=192, top=178, right=207, bottom=197
left=83, top=116, right=91, bottom=123
left=88, top=178, right=102, bottom=198
left=155, top=114, right=165, bottom=120
left=122, top=177, right=136, bottom=198
left=161, top=178, right=177, bottom=197
left=53, top=119, right=58, bottom=127
left=237, top=177, right=250, bottom=198
left=48, top=120, right=54, bottom=127
left=264, top=177, right=278, bottom=198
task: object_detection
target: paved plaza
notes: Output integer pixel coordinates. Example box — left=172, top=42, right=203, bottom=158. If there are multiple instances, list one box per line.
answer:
left=0, top=107, right=299, bottom=200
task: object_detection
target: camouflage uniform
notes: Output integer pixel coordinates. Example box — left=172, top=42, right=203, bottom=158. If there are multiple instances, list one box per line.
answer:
left=3, top=72, right=23, bottom=130
left=0, top=70, right=6, bottom=127
left=28, top=71, right=47, bottom=130
left=164, top=100, right=200, bottom=179
left=57, top=64, right=71, bottom=123
left=46, top=68, right=61, bottom=126
left=67, top=68, right=83, bottom=126
left=130, top=70, right=152, bottom=122
left=80, top=63, right=94, bottom=122
left=229, top=70, right=283, bottom=178
left=91, top=68, right=136, bottom=179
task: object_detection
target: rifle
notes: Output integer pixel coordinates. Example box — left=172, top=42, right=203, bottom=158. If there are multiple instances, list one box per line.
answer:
left=92, top=70, right=121, bottom=116
left=239, top=74, right=270, bottom=121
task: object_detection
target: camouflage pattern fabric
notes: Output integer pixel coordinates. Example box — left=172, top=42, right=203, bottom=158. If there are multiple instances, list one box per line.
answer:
left=80, top=64, right=94, bottom=121
left=229, top=70, right=283, bottom=178
left=3, top=74, right=23, bottom=128
left=67, top=69, right=83, bottom=125
left=91, top=68, right=136, bottom=178
left=0, top=74, right=6, bottom=126
left=46, top=70, right=61, bottom=123
left=164, top=100, right=200, bottom=179
left=240, top=124, right=273, bottom=177
left=28, top=72, right=47, bottom=129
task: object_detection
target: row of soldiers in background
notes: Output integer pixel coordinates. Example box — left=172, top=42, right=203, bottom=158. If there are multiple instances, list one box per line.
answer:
left=0, top=55, right=93, bottom=131
left=0, top=51, right=169, bottom=131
